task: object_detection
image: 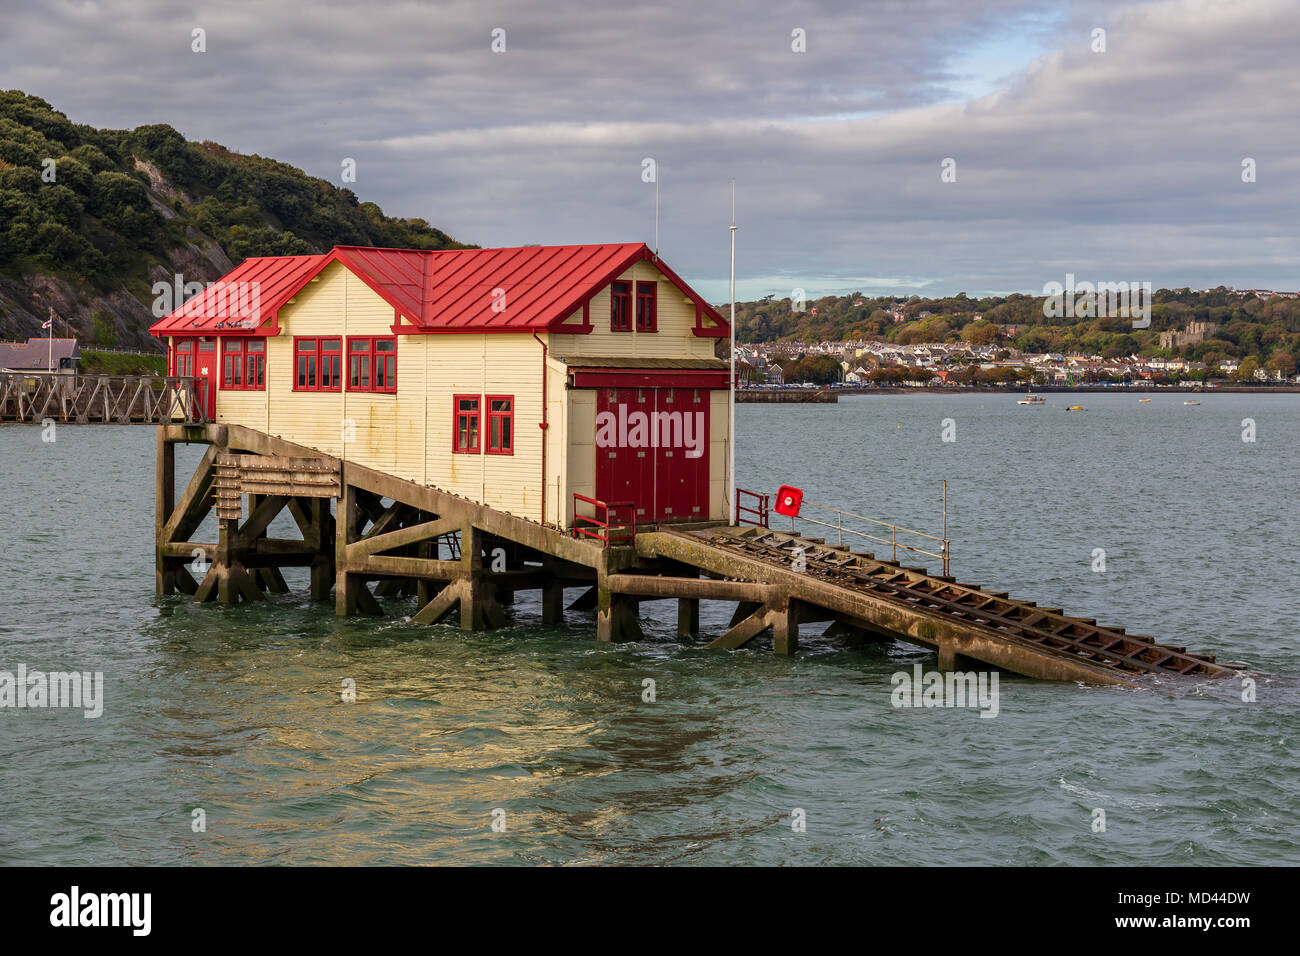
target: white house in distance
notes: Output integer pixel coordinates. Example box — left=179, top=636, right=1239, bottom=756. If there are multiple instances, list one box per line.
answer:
left=149, top=242, right=732, bottom=530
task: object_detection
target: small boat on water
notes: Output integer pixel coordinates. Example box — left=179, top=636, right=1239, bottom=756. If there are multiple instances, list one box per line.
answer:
left=1138, top=398, right=1152, bottom=403
left=1184, top=400, right=1202, bottom=405
left=1017, top=395, right=1046, bottom=405
left=1066, top=405, right=1086, bottom=411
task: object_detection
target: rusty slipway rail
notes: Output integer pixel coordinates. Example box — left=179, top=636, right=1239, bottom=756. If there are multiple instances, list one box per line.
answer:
left=635, top=524, right=1239, bottom=684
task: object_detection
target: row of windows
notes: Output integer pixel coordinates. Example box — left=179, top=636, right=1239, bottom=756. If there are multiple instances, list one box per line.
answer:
left=172, top=336, right=399, bottom=392
left=454, top=395, right=513, bottom=454
left=294, top=336, right=396, bottom=393
left=182, top=276, right=662, bottom=392
left=611, top=281, right=656, bottom=332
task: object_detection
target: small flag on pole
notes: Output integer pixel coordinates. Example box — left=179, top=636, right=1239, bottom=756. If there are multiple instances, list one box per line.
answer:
left=42, top=318, right=53, bottom=329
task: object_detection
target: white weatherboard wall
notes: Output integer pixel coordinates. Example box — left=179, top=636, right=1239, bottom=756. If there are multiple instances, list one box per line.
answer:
left=210, top=256, right=729, bottom=528
left=214, top=261, right=547, bottom=523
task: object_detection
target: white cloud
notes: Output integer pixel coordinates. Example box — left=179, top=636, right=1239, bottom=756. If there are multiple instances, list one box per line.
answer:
left=2, top=0, right=1296, bottom=296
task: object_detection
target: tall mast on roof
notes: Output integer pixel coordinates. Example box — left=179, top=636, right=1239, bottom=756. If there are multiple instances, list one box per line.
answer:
left=728, top=180, right=736, bottom=523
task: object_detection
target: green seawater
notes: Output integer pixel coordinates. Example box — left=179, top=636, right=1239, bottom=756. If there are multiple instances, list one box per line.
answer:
left=0, top=392, right=1296, bottom=865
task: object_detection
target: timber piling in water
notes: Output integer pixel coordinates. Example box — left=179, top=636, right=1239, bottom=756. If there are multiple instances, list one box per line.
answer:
left=156, top=421, right=1240, bottom=687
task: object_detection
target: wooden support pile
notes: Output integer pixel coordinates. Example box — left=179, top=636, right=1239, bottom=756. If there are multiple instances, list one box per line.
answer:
left=154, top=423, right=1238, bottom=686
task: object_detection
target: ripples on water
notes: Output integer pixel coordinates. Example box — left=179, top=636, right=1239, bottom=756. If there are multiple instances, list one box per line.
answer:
left=0, top=393, right=1296, bottom=865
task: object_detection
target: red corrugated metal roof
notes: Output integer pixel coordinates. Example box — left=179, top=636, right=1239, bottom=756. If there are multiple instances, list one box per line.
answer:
left=149, top=254, right=325, bottom=335
left=150, top=243, right=726, bottom=336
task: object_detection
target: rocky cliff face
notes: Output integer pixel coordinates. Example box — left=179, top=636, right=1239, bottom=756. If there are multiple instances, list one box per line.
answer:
left=0, top=203, right=234, bottom=351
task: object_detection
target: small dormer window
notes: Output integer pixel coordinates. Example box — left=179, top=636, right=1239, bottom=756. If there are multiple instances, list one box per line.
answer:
left=635, top=281, right=657, bottom=332
left=611, top=282, right=632, bottom=331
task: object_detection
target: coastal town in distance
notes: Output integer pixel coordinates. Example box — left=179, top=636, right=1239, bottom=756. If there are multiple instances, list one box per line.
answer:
left=731, top=285, right=1300, bottom=391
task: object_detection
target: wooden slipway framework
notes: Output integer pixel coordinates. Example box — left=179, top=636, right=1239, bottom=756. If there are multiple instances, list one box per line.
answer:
left=157, top=423, right=1240, bottom=687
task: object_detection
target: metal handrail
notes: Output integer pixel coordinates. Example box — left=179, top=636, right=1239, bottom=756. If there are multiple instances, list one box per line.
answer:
left=734, top=487, right=770, bottom=527
left=572, top=493, right=637, bottom=546
left=791, top=499, right=950, bottom=576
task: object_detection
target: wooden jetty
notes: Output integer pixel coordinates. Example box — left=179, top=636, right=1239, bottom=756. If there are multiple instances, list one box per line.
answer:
left=157, top=421, right=1240, bottom=687
left=146, top=241, right=1239, bottom=687
left=0, top=372, right=206, bottom=425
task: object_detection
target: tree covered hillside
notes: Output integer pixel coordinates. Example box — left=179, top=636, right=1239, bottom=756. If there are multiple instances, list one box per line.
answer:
left=0, top=90, right=467, bottom=348
left=730, top=287, right=1300, bottom=374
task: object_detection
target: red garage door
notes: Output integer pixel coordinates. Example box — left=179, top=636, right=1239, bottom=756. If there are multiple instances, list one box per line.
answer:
left=595, top=387, right=710, bottom=523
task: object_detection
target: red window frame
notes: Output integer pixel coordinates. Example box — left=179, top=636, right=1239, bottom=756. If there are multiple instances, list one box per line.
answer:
left=486, top=395, right=514, bottom=455
left=636, top=281, right=657, bottom=332
left=611, top=281, right=632, bottom=331
left=453, top=394, right=481, bottom=453
left=293, top=337, right=341, bottom=391
left=347, top=336, right=397, bottom=393
left=220, top=338, right=265, bottom=390
left=171, top=338, right=194, bottom=377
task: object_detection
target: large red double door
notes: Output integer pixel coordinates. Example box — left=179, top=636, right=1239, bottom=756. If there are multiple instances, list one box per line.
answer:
left=594, top=387, right=710, bottom=523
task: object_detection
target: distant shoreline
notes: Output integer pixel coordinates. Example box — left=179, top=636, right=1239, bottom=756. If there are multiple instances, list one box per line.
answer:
left=739, top=384, right=1300, bottom=399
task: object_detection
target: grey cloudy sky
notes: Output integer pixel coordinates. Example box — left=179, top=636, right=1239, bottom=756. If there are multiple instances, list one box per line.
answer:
left=2, top=0, right=1297, bottom=300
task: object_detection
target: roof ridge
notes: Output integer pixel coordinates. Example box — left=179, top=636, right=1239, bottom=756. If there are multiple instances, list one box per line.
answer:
left=149, top=241, right=726, bottom=337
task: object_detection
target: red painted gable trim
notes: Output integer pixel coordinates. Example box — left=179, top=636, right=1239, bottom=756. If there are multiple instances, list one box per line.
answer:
left=547, top=246, right=729, bottom=338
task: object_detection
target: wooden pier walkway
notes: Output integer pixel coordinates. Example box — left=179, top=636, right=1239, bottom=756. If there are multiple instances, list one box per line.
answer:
left=155, top=422, right=1238, bottom=687
left=0, top=373, right=206, bottom=425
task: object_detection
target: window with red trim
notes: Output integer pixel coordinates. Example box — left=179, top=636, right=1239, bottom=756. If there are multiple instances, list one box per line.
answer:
left=453, top=395, right=480, bottom=453
left=347, top=336, right=397, bottom=393
left=294, top=337, right=341, bottom=391
left=611, top=281, right=632, bottom=331
left=636, top=281, right=657, bottom=332
left=221, top=338, right=265, bottom=390
left=172, top=339, right=193, bottom=378
left=486, top=396, right=514, bottom=454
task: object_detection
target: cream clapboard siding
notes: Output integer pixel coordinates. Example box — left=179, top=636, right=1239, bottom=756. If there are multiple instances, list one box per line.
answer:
left=212, top=255, right=725, bottom=528
left=213, top=262, right=545, bottom=521
left=422, top=332, right=545, bottom=521
left=216, top=387, right=269, bottom=433
left=566, top=388, right=597, bottom=526
left=261, top=263, right=407, bottom=477
left=709, top=390, right=729, bottom=520
left=545, top=356, right=569, bottom=527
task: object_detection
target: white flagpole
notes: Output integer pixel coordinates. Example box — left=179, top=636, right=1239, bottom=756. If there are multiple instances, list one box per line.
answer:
left=728, top=181, right=736, bottom=524
left=655, top=173, right=660, bottom=255
left=47, top=307, right=53, bottom=373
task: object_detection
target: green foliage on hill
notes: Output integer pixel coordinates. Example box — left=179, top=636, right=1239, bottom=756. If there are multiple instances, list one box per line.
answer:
left=0, top=90, right=467, bottom=293
left=731, top=287, right=1300, bottom=371
left=79, top=349, right=166, bottom=376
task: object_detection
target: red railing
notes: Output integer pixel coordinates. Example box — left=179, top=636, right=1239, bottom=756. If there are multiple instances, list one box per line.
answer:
left=735, top=487, right=770, bottom=527
left=572, top=493, right=637, bottom=546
